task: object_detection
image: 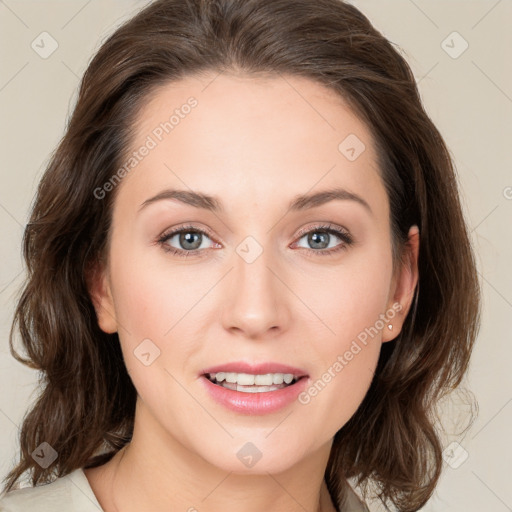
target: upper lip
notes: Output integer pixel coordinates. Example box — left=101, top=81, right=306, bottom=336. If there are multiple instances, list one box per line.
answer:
left=201, top=361, right=309, bottom=378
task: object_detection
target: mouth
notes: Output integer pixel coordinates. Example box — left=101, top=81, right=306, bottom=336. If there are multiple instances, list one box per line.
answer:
left=204, top=371, right=305, bottom=393
left=199, top=362, right=310, bottom=414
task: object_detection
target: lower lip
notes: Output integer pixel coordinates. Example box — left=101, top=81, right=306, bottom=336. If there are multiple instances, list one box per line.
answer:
left=200, top=375, right=309, bottom=415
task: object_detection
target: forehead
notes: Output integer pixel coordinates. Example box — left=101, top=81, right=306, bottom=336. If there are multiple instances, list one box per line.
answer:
left=115, top=72, right=387, bottom=222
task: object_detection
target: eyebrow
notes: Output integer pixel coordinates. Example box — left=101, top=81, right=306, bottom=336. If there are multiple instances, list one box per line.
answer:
left=138, top=187, right=373, bottom=216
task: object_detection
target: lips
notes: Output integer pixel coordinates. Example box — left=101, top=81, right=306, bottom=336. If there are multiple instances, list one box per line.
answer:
left=199, top=361, right=310, bottom=414
left=201, top=361, right=309, bottom=378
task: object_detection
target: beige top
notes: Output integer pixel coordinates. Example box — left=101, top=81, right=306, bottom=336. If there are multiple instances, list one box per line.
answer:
left=0, top=468, right=369, bottom=511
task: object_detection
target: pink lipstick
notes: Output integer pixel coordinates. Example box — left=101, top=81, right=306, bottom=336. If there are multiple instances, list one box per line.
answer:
left=199, top=361, right=309, bottom=415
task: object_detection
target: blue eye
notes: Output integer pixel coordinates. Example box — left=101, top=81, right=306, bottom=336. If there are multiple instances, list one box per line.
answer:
left=157, top=224, right=216, bottom=257
left=157, top=223, right=353, bottom=258
left=293, top=223, right=354, bottom=256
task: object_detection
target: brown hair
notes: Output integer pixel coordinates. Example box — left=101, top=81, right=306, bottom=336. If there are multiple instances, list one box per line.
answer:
left=3, top=0, right=480, bottom=510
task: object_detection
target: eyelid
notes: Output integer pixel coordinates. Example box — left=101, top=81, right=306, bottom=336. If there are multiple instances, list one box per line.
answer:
left=158, top=223, right=218, bottom=242
left=293, top=222, right=350, bottom=241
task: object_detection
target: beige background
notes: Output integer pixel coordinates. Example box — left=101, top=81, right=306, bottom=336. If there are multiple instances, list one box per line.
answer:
left=0, top=1, right=511, bottom=510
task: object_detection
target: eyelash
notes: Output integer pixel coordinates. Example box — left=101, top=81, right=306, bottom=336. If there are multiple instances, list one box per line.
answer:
left=156, top=223, right=354, bottom=258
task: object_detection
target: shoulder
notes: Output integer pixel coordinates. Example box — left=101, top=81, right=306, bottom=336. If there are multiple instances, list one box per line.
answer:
left=340, top=483, right=370, bottom=512
left=0, top=468, right=103, bottom=512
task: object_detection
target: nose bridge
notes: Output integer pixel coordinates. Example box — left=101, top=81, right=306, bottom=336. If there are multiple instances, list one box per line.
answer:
left=221, top=235, right=289, bottom=337
left=235, top=237, right=276, bottom=296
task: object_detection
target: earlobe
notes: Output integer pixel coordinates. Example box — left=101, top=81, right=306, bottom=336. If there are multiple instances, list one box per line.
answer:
left=383, top=225, right=420, bottom=342
left=86, top=260, right=118, bottom=334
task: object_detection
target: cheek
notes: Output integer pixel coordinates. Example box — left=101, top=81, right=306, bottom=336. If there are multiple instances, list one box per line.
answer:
left=108, top=245, right=210, bottom=379
left=108, top=256, right=195, bottom=414
left=294, top=245, right=390, bottom=427
left=109, top=243, right=191, bottom=338
left=112, top=270, right=168, bottom=340
left=297, top=242, right=392, bottom=352
left=297, top=311, right=382, bottom=442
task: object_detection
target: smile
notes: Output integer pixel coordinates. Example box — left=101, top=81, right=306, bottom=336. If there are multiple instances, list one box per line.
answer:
left=205, top=372, right=301, bottom=393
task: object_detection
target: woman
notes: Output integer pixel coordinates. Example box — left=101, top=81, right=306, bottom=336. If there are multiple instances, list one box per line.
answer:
left=0, top=0, right=480, bottom=511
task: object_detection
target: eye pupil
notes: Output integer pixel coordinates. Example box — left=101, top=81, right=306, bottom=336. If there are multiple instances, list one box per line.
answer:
left=180, top=231, right=202, bottom=250
left=308, top=231, right=329, bottom=249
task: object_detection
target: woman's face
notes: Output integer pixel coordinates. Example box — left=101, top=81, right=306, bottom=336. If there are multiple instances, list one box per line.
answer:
left=91, top=72, right=418, bottom=474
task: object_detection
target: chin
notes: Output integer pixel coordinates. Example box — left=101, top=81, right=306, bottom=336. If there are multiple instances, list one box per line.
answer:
left=197, top=437, right=310, bottom=476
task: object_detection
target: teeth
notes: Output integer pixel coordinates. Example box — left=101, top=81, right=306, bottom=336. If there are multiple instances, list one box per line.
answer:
left=220, top=382, right=286, bottom=393
left=208, top=372, right=298, bottom=387
left=283, top=374, right=294, bottom=384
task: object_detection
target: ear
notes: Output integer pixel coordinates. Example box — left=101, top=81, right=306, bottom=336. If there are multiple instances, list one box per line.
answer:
left=86, top=258, right=118, bottom=334
left=382, top=225, right=420, bottom=342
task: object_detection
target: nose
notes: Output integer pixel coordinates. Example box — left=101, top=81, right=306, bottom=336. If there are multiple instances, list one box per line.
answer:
left=221, top=244, right=291, bottom=340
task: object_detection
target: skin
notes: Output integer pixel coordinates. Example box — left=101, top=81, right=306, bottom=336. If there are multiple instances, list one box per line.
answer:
left=85, top=72, right=419, bottom=512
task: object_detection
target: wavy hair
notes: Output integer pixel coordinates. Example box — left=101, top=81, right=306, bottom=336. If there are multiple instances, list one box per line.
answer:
left=2, top=0, right=480, bottom=510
